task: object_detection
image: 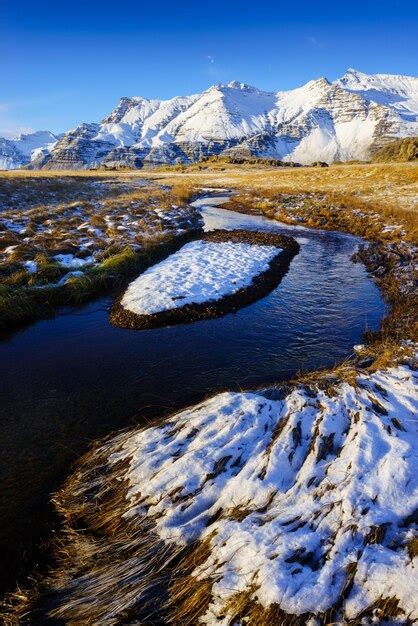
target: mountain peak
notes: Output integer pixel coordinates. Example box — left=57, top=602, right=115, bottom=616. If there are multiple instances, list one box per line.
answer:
left=303, top=76, right=331, bottom=91
left=226, top=80, right=251, bottom=89
left=2, top=69, right=417, bottom=170
left=345, top=68, right=363, bottom=75
left=13, top=130, right=57, bottom=141
left=214, top=80, right=261, bottom=92
left=339, top=68, right=418, bottom=85
left=339, top=68, right=370, bottom=83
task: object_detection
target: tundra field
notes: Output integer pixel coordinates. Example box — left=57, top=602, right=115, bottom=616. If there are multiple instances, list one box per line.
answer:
left=3, top=160, right=417, bottom=223
left=0, top=161, right=417, bottom=625
left=149, top=161, right=418, bottom=226
left=1, top=162, right=416, bottom=330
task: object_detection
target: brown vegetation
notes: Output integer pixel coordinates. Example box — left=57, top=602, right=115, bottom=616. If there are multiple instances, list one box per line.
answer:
left=0, top=175, right=199, bottom=329
left=144, top=161, right=418, bottom=225
left=0, top=163, right=416, bottom=624
left=372, top=136, right=418, bottom=162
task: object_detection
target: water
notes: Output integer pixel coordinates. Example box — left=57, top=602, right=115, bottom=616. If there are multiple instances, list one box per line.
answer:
left=0, top=201, right=385, bottom=590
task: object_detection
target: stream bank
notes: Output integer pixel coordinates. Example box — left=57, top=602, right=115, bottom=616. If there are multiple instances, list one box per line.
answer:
left=0, top=196, right=386, bottom=603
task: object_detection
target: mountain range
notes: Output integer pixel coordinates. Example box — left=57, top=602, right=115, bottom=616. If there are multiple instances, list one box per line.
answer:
left=1, top=69, right=417, bottom=170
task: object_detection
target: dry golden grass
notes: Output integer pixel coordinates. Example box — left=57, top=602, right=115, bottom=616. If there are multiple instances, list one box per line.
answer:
left=0, top=175, right=201, bottom=328
left=1, top=163, right=416, bottom=625
left=139, top=161, right=418, bottom=234
left=0, top=169, right=142, bottom=179
left=2, top=161, right=416, bottom=223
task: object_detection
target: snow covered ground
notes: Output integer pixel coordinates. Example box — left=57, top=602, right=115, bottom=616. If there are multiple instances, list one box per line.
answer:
left=53, top=253, right=94, bottom=268
left=0, top=180, right=203, bottom=293
left=120, top=239, right=280, bottom=315
left=109, top=362, right=417, bottom=623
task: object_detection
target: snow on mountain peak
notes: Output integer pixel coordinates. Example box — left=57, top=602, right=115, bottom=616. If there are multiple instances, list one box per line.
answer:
left=345, top=68, right=363, bottom=76
left=336, top=69, right=418, bottom=122
left=0, top=130, right=59, bottom=169
left=224, top=80, right=259, bottom=91
left=308, top=76, right=331, bottom=87
left=2, top=69, right=417, bottom=170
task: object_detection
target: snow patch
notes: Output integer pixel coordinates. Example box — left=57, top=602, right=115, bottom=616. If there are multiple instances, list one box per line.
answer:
left=120, top=239, right=280, bottom=315
left=53, top=254, right=94, bottom=268
left=110, top=364, right=418, bottom=622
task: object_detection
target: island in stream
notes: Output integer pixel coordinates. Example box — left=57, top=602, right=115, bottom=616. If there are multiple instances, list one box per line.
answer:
left=110, top=229, right=299, bottom=329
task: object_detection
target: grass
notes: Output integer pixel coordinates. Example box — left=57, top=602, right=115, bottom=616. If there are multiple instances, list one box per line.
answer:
left=1, top=162, right=415, bottom=354
left=0, top=237, right=197, bottom=330
left=372, top=136, right=418, bottom=162
left=0, top=175, right=199, bottom=328
left=143, top=161, right=418, bottom=233
left=0, top=163, right=416, bottom=623
left=4, top=357, right=415, bottom=624
left=2, top=162, right=416, bottom=229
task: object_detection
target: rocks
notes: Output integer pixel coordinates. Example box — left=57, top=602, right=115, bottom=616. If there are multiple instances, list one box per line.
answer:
left=357, top=356, right=375, bottom=369
left=101, top=147, right=144, bottom=169
left=38, top=124, right=116, bottom=170
left=23, top=70, right=418, bottom=170
left=353, top=240, right=417, bottom=293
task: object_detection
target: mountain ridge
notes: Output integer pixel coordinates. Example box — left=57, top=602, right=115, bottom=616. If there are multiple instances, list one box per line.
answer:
left=2, top=69, right=417, bottom=170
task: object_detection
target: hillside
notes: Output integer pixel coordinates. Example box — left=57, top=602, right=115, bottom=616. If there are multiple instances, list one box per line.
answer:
left=1, top=70, right=417, bottom=170
left=372, top=136, right=418, bottom=162
left=0, top=131, right=59, bottom=170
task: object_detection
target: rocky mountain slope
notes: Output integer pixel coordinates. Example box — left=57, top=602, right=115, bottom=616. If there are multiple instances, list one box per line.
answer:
left=2, top=69, right=417, bottom=169
left=336, top=68, right=418, bottom=123
left=0, top=131, right=59, bottom=170
left=372, top=136, right=418, bottom=162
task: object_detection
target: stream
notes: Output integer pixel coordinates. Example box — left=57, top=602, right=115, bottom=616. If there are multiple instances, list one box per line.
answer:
left=0, top=197, right=386, bottom=590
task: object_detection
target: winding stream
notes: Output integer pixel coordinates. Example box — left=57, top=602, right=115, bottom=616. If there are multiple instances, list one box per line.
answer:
left=0, top=198, right=386, bottom=590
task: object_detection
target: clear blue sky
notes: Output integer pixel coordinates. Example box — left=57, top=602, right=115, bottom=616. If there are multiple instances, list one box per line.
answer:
left=2, top=0, right=417, bottom=137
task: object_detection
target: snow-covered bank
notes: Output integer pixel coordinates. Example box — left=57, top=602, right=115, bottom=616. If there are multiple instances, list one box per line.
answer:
left=111, top=229, right=299, bottom=329
left=21, top=362, right=416, bottom=624
left=114, top=363, right=418, bottom=623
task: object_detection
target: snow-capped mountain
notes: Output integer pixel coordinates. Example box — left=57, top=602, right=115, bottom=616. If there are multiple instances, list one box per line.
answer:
left=0, top=131, right=59, bottom=170
left=6, top=69, right=418, bottom=169
left=336, top=69, right=418, bottom=123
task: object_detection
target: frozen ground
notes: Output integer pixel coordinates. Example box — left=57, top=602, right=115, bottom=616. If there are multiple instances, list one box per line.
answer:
left=120, top=239, right=280, bottom=315
left=0, top=179, right=203, bottom=289
left=109, top=362, right=417, bottom=623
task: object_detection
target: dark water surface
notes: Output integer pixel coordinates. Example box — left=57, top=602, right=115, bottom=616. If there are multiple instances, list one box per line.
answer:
left=0, top=203, right=385, bottom=589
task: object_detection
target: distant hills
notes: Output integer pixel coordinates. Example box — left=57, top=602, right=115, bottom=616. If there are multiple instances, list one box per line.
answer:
left=372, top=136, right=418, bottom=162
left=1, top=69, right=417, bottom=170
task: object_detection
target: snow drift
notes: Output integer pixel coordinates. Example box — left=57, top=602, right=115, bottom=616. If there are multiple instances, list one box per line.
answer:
left=27, top=363, right=417, bottom=624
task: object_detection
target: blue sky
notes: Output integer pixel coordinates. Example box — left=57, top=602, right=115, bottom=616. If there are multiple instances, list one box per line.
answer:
left=2, top=0, right=417, bottom=137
